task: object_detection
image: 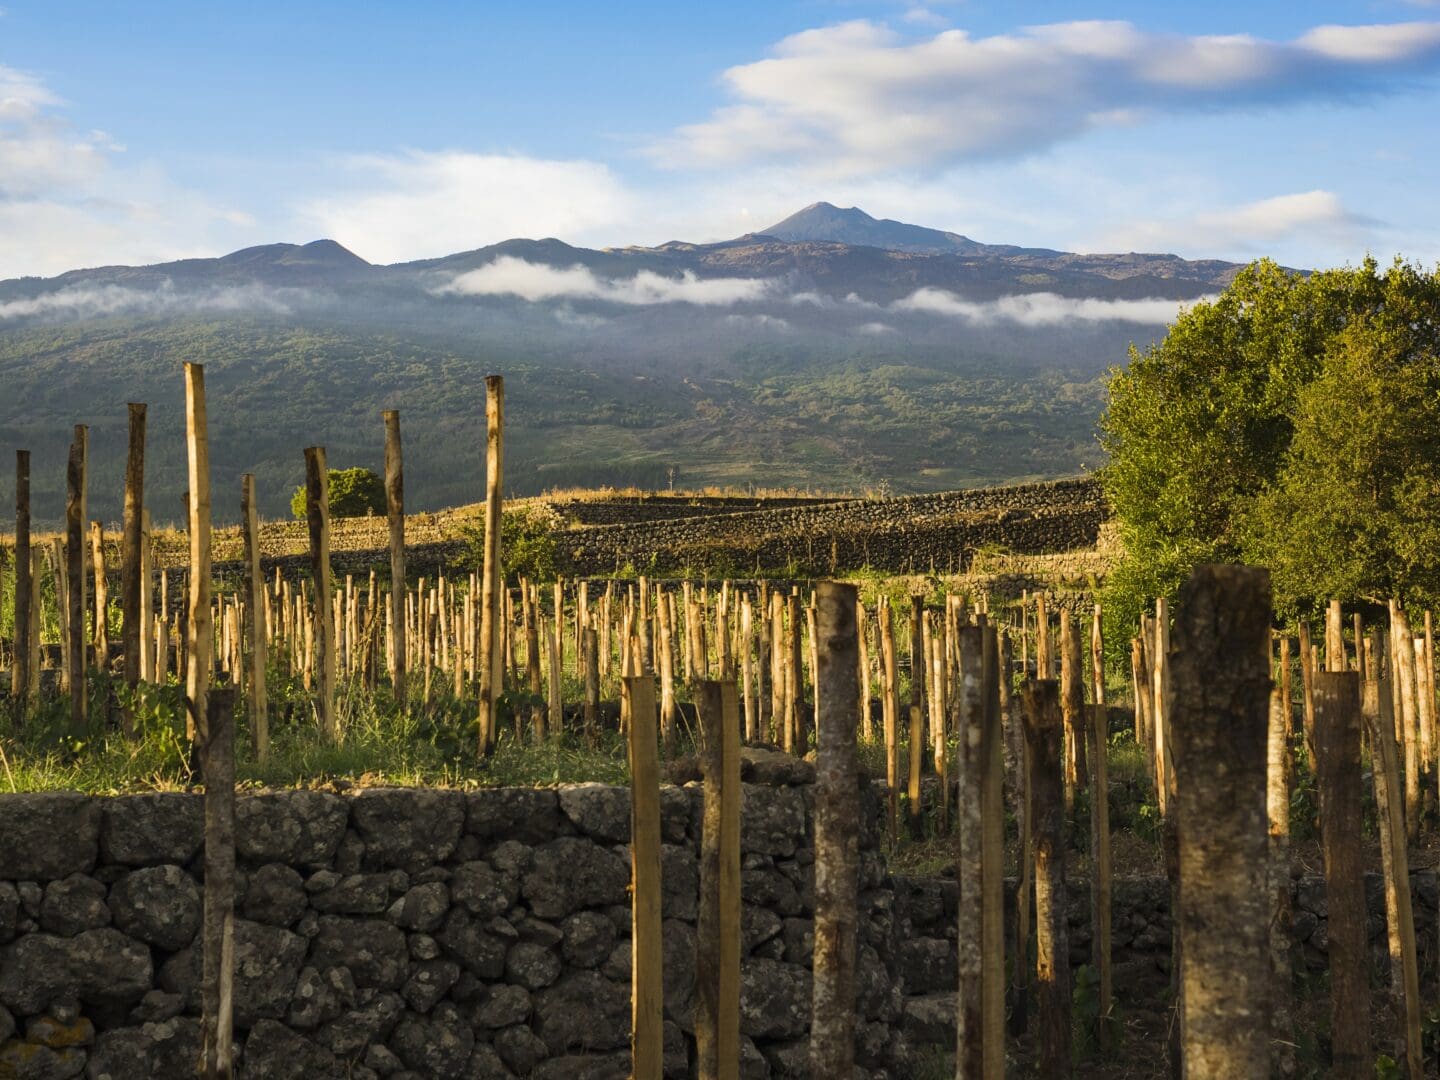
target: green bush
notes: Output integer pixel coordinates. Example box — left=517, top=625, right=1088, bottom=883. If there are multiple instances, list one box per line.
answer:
left=290, top=467, right=386, bottom=520
left=454, top=505, right=560, bottom=583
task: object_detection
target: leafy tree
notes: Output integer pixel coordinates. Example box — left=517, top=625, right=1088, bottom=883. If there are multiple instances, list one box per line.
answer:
left=1100, top=257, right=1440, bottom=640
left=290, top=466, right=385, bottom=520
left=454, top=505, right=560, bottom=583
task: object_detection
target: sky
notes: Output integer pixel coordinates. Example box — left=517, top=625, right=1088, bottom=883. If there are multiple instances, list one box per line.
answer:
left=3, top=1, right=1440, bottom=278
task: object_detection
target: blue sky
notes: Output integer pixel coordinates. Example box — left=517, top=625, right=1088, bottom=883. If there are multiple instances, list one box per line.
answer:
left=3, top=0, right=1440, bottom=276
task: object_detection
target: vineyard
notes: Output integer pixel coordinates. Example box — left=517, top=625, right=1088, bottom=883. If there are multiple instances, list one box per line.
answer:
left=0, top=367, right=1436, bottom=1079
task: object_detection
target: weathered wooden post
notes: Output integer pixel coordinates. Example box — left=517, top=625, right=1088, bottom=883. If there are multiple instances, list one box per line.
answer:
left=121, top=403, right=146, bottom=698
left=1087, top=620, right=1113, bottom=1050
left=184, top=364, right=213, bottom=743
left=1266, top=685, right=1295, bottom=1076
left=625, top=675, right=663, bottom=1080
left=90, top=521, right=108, bottom=667
left=583, top=626, right=600, bottom=747
left=880, top=599, right=899, bottom=842
left=66, top=427, right=88, bottom=733
left=477, top=375, right=504, bottom=754
left=1313, top=671, right=1369, bottom=1076
left=696, top=679, right=741, bottom=1080
left=1059, top=611, right=1085, bottom=814
left=1022, top=679, right=1069, bottom=1075
left=11, top=450, right=31, bottom=715
left=200, top=687, right=236, bottom=1078
left=810, top=582, right=859, bottom=1079
left=546, top=613, right=562, bottom=736
left=303, top=447, right=336, bottom=739
left=382, top=410, right=407, bottom=705
left=241, top=474, right=268, bottom=760
left=1169, top=565, right=1271, bottom=1079
left=907, top=703, right=924, bottom=840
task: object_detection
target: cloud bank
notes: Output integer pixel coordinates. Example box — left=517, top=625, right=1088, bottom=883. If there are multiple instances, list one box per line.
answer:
left=436, top=257, right=773, bottom=306
left=0, top=281, right=304, bottom=321
left=890, top=289, right=1203, bottom=326
left=1099, top=190, right=1374, bottom=255
left=652, top=19, right=1440, bottom=175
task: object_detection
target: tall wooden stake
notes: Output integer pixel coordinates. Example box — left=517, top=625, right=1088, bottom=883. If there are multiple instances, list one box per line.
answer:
left=200, top=688, right=236, bottom=1078
left=383, top=410, right=406, bottom=706
left=696, top=679, right=741, bottom=1080
left=1023, top=679, right=1070, bottom=1076
left=184, top=363, right=212, bottom=744
left=477, top=375, right=504, bottom=754
left=241, top=474, right=268, bottom=760
left=304, top=447, right=336, bottom=740
left=121, top=403, right=146, bottom=695
left=66, top=427, right=88, bottom=734
left=625, top=676, right=663, bottom=1080
left=11, top=450, right=30, bottom=716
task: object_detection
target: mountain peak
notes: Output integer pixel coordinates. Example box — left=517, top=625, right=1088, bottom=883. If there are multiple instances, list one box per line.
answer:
left=759, top=203, right=1061, bottom=258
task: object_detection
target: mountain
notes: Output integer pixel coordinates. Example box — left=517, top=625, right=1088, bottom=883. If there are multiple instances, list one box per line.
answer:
left=761, top=202, right=1061, bottom=258
left=0, top=207, right=1251, bottom=523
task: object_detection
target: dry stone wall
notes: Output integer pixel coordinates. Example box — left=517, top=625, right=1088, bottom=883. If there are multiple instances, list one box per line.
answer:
left=0, top=760, right=917, bottom=1080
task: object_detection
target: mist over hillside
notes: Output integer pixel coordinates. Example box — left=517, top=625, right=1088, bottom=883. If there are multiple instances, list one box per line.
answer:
left=0, top=204, right=1238, bottom=525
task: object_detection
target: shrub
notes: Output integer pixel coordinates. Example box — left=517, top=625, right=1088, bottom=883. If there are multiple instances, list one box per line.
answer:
left=290, top=467, right=386, bottom=520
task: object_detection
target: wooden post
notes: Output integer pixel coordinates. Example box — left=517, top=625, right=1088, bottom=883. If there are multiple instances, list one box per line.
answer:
left=90, top=521, right=108, bottom=668
left=1151, top=599, right=1171, bottom=816
left=1169, top=565, right=1271, bottom=1079
left=546, top=614, right=562, bottom=737
left=1326, top=599, right=1345, bottom=672
left=200, top=687, right=236, bottom=1079
left=696, top=679, right=741, bottom=1080
left=303, top=447, right=336, bottom=739
left=741, top=597, right=757, bottom=740
left=1087, top=632, right=1113, bottom=1050
left=241, top=475, right=268, bottom=761
left=1391, top=605, right=1420, bottom=843
left=1266, top=686, right=1295, bottom=1077
left=66, top=428, right=88, bottom=733
left=907, top=703, right=924, bottom=840
left=11, top=450, right=31, bottom=715
left=583, top=626, right=599, bottom=746
left=659, top=592, right=678, bottom=751
left=1008, top=632, right=1032, bottom=1039
left=1298, top=621, right=1317, bottom=763
left=184, top=364, right=213, bottom=744
left=1059, top=611, right=1085, bottom=814
left=979, top=628, right=1005, bottom=1073
left=1022, top=680, right=1070, bottom=1076
left=625, top=676, right=663, bottom=1080
left=382, top=410, right=407, bottom=705
left=1365, top=657, right=1423, bottom=1079
left=881, top=599, right=899, bottom=842
left=1313, top=671, right=1369, bottom=1076
left=856, top=599, right=871, bottom=742
left=810, top=582, right=859, bottom=1080
left=121, top=403, right=146, bottom=694
left=477, top=376, right=504, bottom=754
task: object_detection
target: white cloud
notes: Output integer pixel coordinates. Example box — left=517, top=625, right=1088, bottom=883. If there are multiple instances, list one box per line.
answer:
left=858, top=321, right=897, bottom=334
left=891, top=289, right=1205, bottom=325
left=299, top=152, right=639, bottom=264
left=436, top=256, right=773, bottom=306
left=650, top=19, right=1440, bottom=175
left=1100, top=190, right=1372, bottom=255
left=724, top=313, right=790, bottom=330
left=0, top=280, right=303, bottom=321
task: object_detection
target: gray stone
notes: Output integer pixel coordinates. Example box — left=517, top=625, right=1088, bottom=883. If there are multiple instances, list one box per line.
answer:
left=161, top=919, right=306, bottom=1025
left=400, top=960, right=459, bottom=1013
left=450, top=861, right=518, bottom=918
left=561, top=911, right=615, bottom=969
left=350, top=790, right=464, bottom=871
left=0, top=929, right=151, bottom=1014
left=436, top=909, right=508, bottom=980
left=488, top=841, right=534, bottom=878
left=0, top=1039, right=85, bottom=1079
left=286, top=966, right=356, bottom=1030
left=363, top=1043, right=403, bottom=1076
left=739, top=1034, right=770, bottom=1080
left=108, top=866, right=200, bottom=950
left=235, top=792, right=348, bottom=866
left=533, top=971, right=629, bottom=1055
left=408, top=934, right=440, bottom=961
left=740, top=746, right=816, bottom=786
left=472, top=984, right=532, bottom=1029
left=900, top=936, right=955, bottom=994
left=662, top=920, right=697, bottom=1031
left=86, top=1018, right=202, bottom=1079
left=601, top=942, right=630, bottom=983
left=465, top=789, right=562, bottom=843
left=494, top=1024, right=549, bottom=1074
left=390, top=1002, right=473, bottom=1080
left=0, top=1006, right=12, bottom=1043
left=780, top=918, right=813, bottom=966
left=741, top=866, right=802, bottom=917
left=522, top=838, right=629, bottom=920
left=240, top=1018, right=339, bottom=1080
left=0, top=883, right=18, bottom=945
left=742, top=906, right=783, bottom=954
left=558, top=784, right=630, bottom=842
left=310, top=874, right=391, bottom=915
left=505, top=941, right=562, bottom=991
left=531, top=1052, right=630, bottom=1080
left=315, top=992, right=403, bottom=1058
left=99, top=793, right=203, bottom=866
left=16, top=883, right=40, bottom=919
left=739, top=958, right=811, bottom=1039
left=40, top=875, right=110, bottom=936
left=309, top=917, right=409, bottom=990
left=388, top=882, right=449, bottom=932
left=462, top=1043, right=516, bottom=1079
left=25, top=1015, right=94, bottom=1047
left=903, top=992, right=957, bottom=1047
left=127, top=991, right=182, bottom=1024
left=515, top=916, right=564, bottom=949
left=0, top=794, right=100, bottom=881
left=241, top=863, right=307, bottom=927
left=660, top=845, right=698, bottom=921
left=741, top=785, right=806, bottom=857
left=659, top=787, right=690, bottom=845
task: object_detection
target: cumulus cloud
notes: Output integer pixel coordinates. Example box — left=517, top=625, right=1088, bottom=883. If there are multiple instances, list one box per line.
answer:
left=650, top=19, right=1440, bottom=175
left=0, top=280, right=305, bottom=321
left=1099, top=190, right=1375, bottom=255
left=858, top=321, right=898, bottom=334
left=299, top=152, right=639, bottom=264
left=436, top=256, right=774, bottom=306
left=891, top=289, right=1205, bottom=325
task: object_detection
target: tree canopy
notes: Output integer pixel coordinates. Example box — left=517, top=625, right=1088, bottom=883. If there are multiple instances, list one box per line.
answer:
left=290, top=466, right=386, bottom=520
left=1099, top=257, right=1440, bottom=632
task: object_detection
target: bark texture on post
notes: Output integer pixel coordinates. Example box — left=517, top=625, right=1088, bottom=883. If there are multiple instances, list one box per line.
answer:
left=304, top=447, right=336, bottom=740
left=184, top=364, right=212, bottom=745
left=1313, top=671, right=1369, bottom=1076
left=66, top=428, right=88, bottom=734
left=1022, top=680, right=1070, bottom=1076
left=241, top=474, right=268, bottom=761
left=1266, top=687, right=1295, bottom=1077
left=695, top=679, right=741, bottom=1080
left=810, top=582, right=859, bottom=1080
left=12, top=450, right=30, bottom=713
left=200, top=687, right=236, bottom=1079
left=625, top=676, right=663, bottom=1080
left=1169, top=564, right=1271, bottom=1080
left=121, top=403, right=146, bottom=691
left=90, top=522, right=107, bottom=666
left=477, top=376, right=504, bottom=753
left=383, top=410, right=406, bottom=706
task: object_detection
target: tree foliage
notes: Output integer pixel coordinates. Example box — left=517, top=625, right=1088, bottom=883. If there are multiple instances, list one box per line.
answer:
left=1100, top=257, right=1440, bottom=635
left=454, top=505, right=560, bottom=584
left=290, top=466, right=386, bottom=520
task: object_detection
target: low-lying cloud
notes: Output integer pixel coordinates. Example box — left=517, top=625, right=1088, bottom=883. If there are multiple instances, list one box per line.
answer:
left=891, top=288, right=1205, bottom=325
left=0, top=280, right=305, bottom=321
left=437, top=257, right=774, bottom=306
